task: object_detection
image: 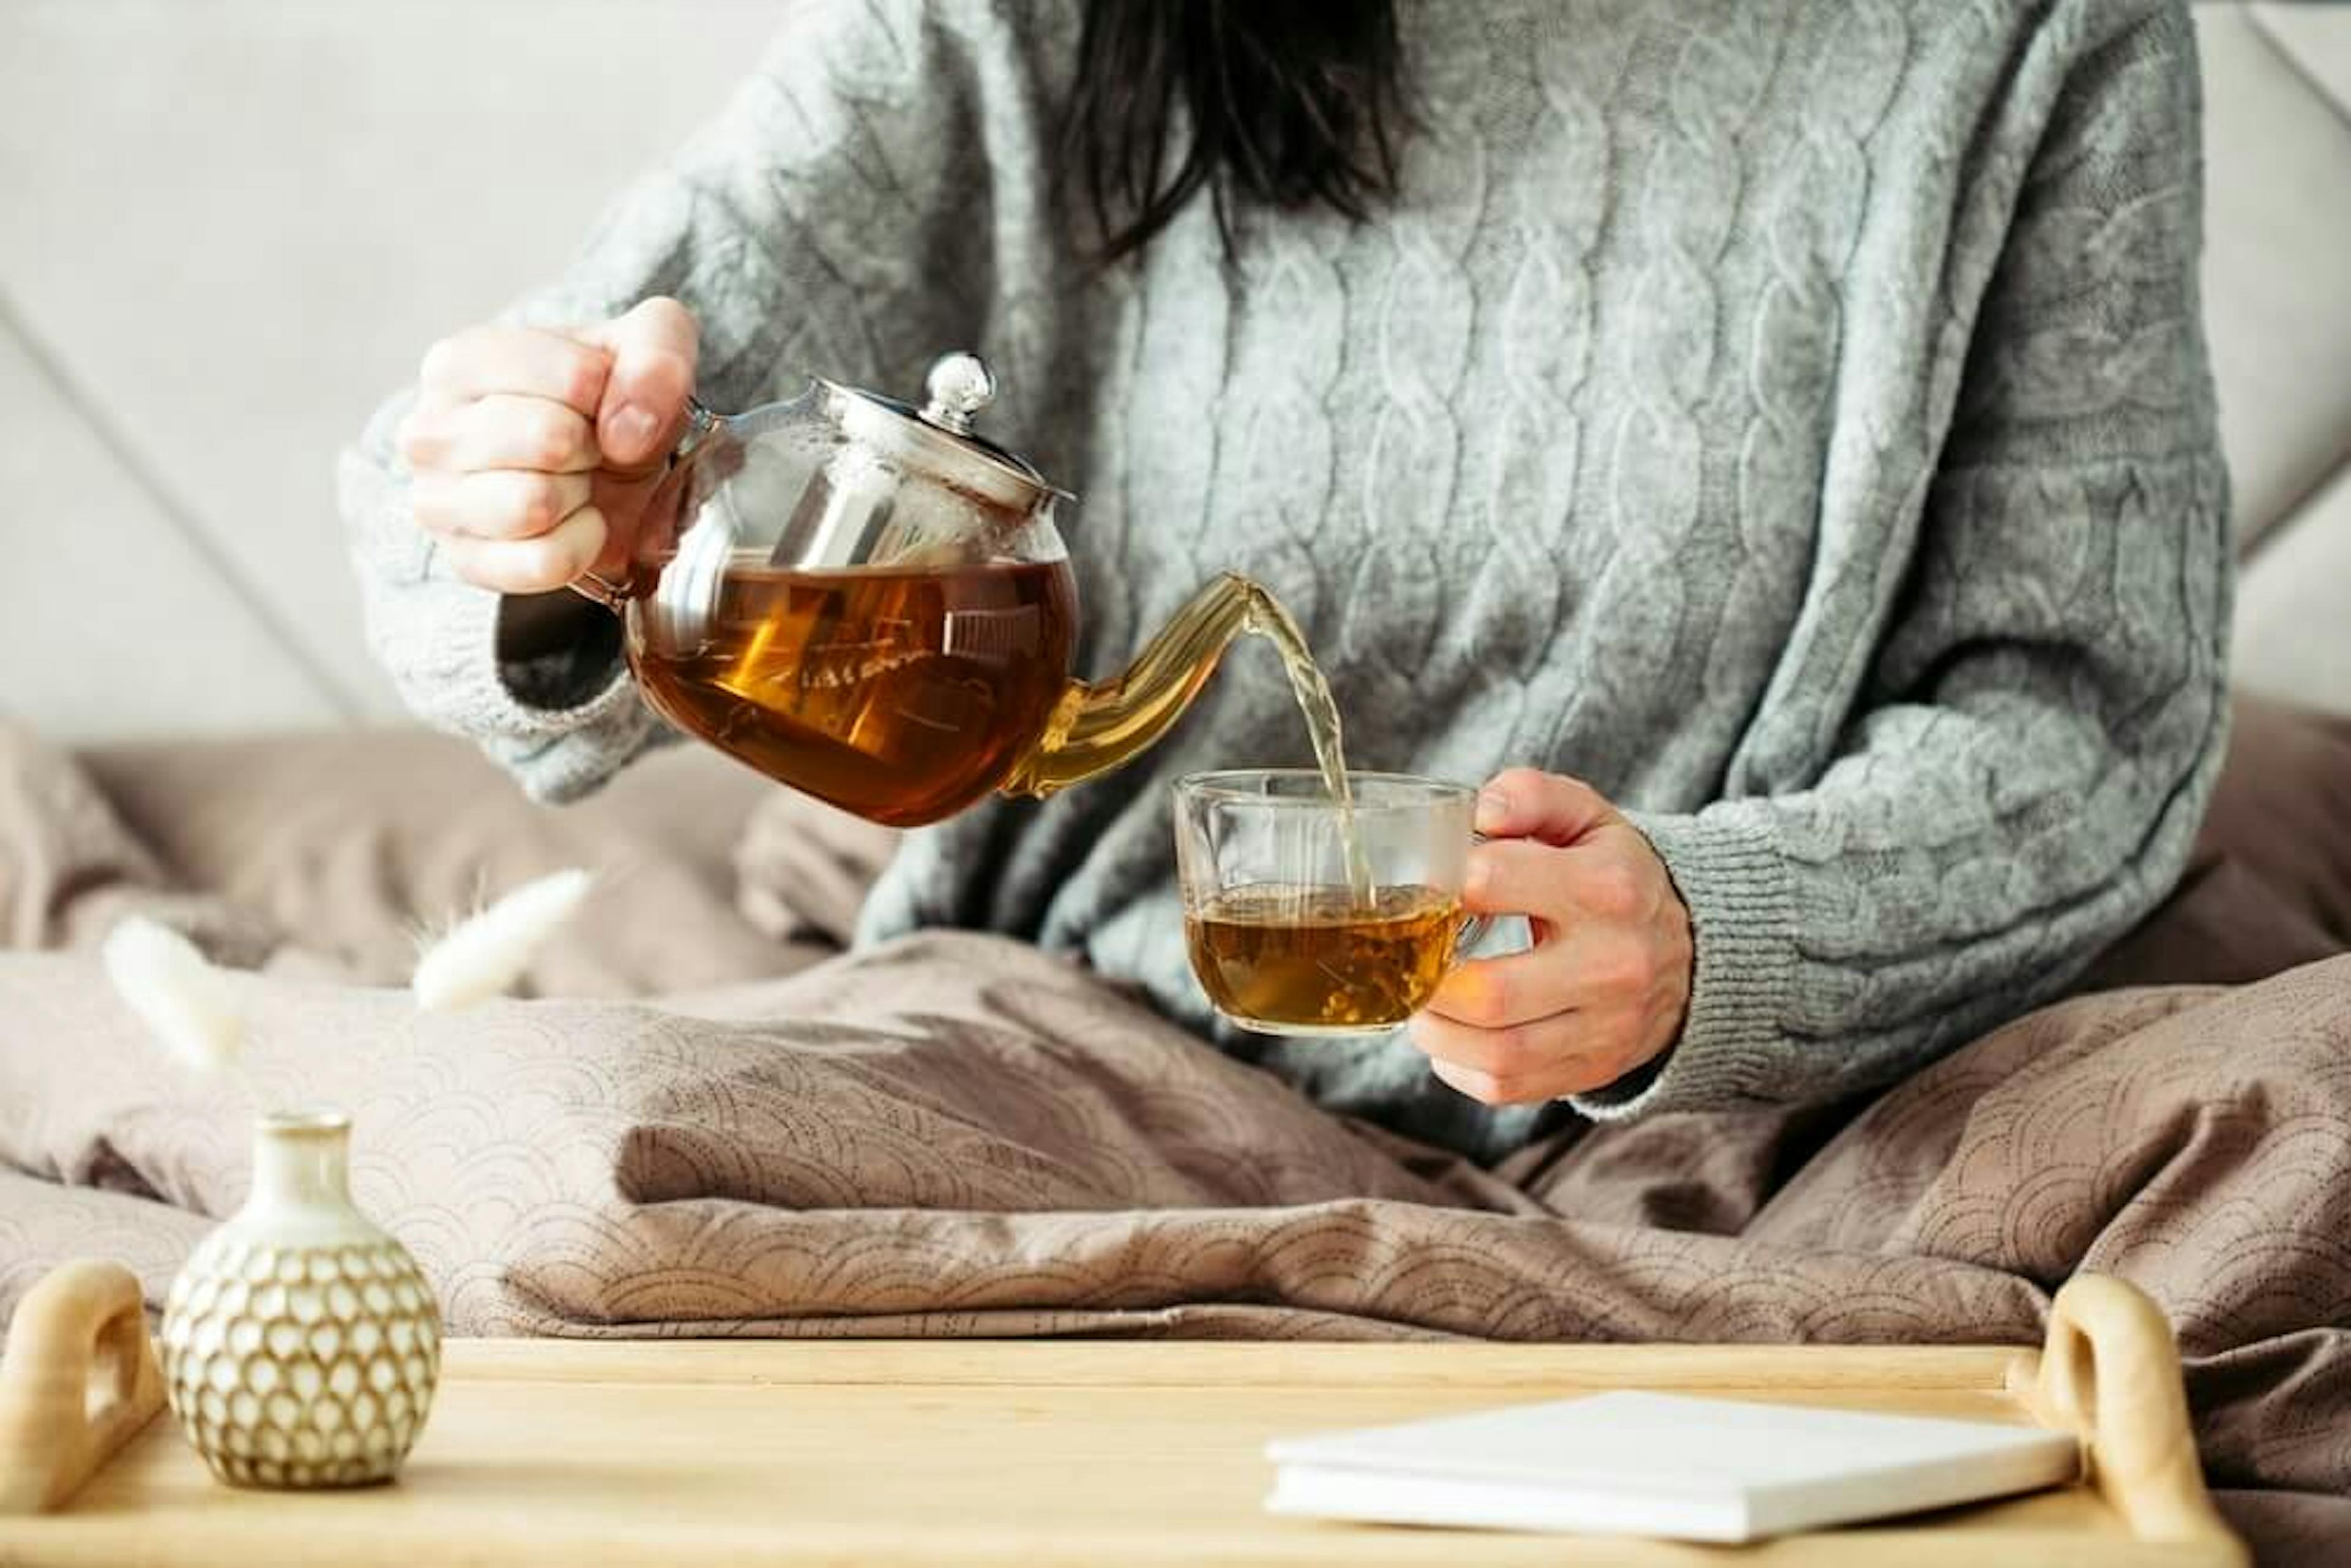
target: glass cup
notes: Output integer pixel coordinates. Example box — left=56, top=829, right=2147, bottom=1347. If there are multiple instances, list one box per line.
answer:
left=1172, top=770, right=1488, bottom=1037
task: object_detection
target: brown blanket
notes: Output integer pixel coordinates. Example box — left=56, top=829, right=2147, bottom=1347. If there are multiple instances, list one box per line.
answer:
left=1, top=718, right=2347, bottom=1562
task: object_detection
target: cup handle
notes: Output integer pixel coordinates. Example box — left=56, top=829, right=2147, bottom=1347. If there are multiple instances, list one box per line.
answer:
left=1451, top=829, right=1496, bottom=959
left=1454, top=912, right=1494, bottom=958
left=566, top=569, right=632, bottom=612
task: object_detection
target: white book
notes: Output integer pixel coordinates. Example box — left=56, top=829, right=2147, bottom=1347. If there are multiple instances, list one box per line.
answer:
left=1265, top=1390, right=2080, bottom=1544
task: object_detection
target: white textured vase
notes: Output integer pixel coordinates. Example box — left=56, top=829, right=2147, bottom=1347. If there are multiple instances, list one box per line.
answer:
left=159, top=1108, right=441, bottom=1488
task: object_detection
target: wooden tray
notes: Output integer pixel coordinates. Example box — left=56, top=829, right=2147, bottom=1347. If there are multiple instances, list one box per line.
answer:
left=0, top=1262, right=2245, bottom=1566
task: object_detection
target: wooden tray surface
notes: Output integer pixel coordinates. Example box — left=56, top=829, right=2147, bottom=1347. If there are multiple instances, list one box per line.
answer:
left=0, top=1266, right=2246, bottom=1567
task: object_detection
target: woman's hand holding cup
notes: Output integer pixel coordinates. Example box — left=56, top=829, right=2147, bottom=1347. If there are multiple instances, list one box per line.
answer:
left=1406, top=769, right=1693, bottom=1105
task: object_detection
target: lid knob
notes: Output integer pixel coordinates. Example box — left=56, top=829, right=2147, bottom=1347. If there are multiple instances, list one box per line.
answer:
left=918, top=351, right=996, bottom=437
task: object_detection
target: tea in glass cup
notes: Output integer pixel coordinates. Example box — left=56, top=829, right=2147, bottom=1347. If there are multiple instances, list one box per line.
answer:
left=1172, top=771, right=1485, bottom=1036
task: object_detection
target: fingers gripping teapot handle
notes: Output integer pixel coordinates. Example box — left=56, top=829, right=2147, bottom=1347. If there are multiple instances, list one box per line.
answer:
left=565, top=395, right=720, bottom=612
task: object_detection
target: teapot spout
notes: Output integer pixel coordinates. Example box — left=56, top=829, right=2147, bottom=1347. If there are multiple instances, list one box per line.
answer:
left=1001, top=572, right=1259, bottom=798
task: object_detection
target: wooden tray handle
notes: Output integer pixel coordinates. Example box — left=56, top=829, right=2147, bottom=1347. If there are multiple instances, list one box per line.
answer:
left=0, top=1259, right=166, bottom=1514
left=2011, top=1274, right=2244, bottom=1562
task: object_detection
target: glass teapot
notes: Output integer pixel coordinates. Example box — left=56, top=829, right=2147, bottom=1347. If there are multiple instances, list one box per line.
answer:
left=569, top=351, right=1265, bottom=828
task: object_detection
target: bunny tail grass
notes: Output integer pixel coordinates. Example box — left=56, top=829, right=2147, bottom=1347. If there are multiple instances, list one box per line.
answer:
left=102, top=916, right=247, bottom=1073
left=412, top=868, right=593, bottom=1013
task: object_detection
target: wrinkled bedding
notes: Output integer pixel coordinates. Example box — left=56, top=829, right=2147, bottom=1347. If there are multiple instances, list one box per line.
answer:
left=1, top=715, right=2347, bottom=1562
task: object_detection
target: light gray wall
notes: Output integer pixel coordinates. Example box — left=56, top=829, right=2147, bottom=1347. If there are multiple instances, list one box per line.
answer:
left=0, top=0, right=782, bottom=735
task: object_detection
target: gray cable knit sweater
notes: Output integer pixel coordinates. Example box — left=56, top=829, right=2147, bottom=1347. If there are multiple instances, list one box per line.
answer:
left=342, top=0, right=2229, bottom=1161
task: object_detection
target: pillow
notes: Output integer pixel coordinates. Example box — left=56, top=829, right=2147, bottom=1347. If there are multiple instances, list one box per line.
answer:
left=73, top=727, right=814, bottom=997
left=2074, top=692, right=2351, bottom=992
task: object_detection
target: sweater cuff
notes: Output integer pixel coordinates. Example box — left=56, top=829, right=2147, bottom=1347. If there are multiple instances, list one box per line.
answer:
left=430, top=568, right=654, bottom=801
left=497, top=590, right=630, bottom=711
left=1570, top=805, right=1800, bottom=1120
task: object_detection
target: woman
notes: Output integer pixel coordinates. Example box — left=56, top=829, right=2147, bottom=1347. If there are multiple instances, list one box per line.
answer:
left=345, top=0, right=2227, bottom=1162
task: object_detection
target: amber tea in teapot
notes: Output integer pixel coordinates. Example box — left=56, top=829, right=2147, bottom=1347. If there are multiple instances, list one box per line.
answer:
left=633, top=558, right=1078, bottom=828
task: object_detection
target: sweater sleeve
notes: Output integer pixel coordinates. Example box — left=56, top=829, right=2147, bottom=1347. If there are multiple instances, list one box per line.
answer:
left=1578, top=0, right=2232, bottom=1119
left=338, top=0, right=984, bottom=802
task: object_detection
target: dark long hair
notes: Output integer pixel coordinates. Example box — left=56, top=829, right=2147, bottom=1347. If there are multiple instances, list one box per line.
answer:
left=1060, top=1, right=1414, bottom=261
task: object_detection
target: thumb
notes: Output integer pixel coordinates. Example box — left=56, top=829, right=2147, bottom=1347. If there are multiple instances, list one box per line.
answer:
left=576, top=297, right=699, bottom=471
left=1474, top=767, right=1621, bottom=846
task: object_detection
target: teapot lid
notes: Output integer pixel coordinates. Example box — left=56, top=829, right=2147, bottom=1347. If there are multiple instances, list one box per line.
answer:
left=827, top=351, right=1068, bottom=512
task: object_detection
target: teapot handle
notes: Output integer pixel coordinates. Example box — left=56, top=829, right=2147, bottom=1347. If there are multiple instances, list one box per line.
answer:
left=563, top=396, right=722, bottom=613
left=568, top=569, right=632, bottom=612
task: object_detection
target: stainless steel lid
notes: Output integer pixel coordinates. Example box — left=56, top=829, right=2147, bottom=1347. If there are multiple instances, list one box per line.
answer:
left=827, top=351, right=1070, bottom=512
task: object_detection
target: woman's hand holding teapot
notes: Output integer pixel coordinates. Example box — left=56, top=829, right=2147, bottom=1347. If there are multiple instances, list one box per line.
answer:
left=397, top=297, right=701, bottom=595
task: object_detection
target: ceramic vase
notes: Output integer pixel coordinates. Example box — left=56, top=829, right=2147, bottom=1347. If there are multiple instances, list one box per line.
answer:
left=159, top=1108, right=440, bottom=1487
